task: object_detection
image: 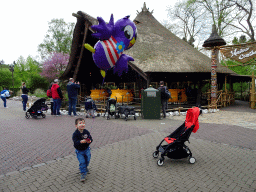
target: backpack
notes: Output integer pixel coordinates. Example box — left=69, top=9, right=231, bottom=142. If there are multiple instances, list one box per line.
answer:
left=164, top=88, right=171, bottom=99
left=46, top=89, right=52, bottom=98
left=0, top=90, right=6, bottom=94
left=160, top=86, right=171, bottom=100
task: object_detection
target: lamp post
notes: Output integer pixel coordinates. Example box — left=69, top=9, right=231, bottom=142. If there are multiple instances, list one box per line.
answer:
left=9, top=61, right=15, bottom=91
left=203, top=25, right=226, bottom=109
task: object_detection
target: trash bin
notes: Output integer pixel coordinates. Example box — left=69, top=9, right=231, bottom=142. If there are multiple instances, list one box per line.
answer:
left=141, top=86, right=161, bottom=119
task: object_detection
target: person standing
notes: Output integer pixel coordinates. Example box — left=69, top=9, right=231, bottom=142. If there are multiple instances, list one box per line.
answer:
left=67, top=78, right=80, bottom=116
left=21, top=82, right=29, bottom=111
left=72, top=118, right=93, bottom=181
left=1, top=88, right=12, bottom=108
left=51, top=79, right=63, bottom=116
left=48, top=82, right=54, bottom=115
left=158, top=81, right=169, bottom=118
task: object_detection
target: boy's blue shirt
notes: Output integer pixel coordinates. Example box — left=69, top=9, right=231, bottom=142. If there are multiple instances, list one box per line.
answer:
left=72, top=129, right=93, bottom=151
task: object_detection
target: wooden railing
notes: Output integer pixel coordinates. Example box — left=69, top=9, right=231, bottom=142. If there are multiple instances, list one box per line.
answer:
left=207, top=90, right=235, bottom=109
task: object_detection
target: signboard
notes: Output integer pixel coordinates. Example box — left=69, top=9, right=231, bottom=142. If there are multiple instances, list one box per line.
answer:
left=147, top=92, right=156, bottom=97
left=220, top=42, right=256, bottom=63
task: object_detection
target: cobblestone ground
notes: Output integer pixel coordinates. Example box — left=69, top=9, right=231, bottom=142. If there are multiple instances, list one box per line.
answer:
left=0, top=100, right=255, bottom=192
left=171, top=110, right=256, bottom=130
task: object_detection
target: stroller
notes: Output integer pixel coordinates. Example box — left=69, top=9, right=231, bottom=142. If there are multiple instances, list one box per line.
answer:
left=25, top=98, right=48, bottom=119
left=105, top=98, right=117, bottom=120
left=153, top=107, right=201, bottom=166
left=117, top=105, right=136, bottom=121
left=84, top=97, right=98, bottom=118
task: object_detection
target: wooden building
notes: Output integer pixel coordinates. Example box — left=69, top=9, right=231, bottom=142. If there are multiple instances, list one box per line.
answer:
left=60, top=3, right=251, bottom=104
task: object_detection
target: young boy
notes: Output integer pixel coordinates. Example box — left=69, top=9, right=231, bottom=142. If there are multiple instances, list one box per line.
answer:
left=72, top=118, right=93, bottom=181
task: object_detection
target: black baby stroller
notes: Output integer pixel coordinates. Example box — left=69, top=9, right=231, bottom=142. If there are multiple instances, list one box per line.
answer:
left=25, top=98, right=48, bottom=119
left=84, top=97, right=99, bottom=118
left=117, top=105, right=136, bottom=121
left=104, top=98, right=117, bottom=120
left=153, top=107, right=201, bottom=166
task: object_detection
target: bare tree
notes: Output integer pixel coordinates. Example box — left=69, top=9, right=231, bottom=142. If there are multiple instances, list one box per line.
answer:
left=167, top=0, right=208, bottom=46
left=228, top=0, right=255, bottom=41
left=187, top=0, right=241, bottom=38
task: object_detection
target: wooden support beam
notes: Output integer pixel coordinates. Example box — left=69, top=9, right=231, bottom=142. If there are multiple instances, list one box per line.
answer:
left=250, top=72, right=255, bottom=109
left=73, top=21, right=89, bottom=81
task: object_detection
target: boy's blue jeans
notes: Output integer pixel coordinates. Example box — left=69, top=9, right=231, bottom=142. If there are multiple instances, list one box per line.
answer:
left=1, top=96, right=7, bottom=107
left=75, top=147, right=91, bottom=175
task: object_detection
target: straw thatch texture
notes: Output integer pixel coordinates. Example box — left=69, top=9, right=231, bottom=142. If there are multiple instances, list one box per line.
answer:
left=126, top=6, right=236, bottom=75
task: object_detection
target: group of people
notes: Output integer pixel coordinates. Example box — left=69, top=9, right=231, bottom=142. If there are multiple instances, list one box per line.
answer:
left=48, top=78, right=80, bottom=116
left=1, top=80, right=169, bottom=183
left=1, top=78, right=80, bottom=117
left=1, top=82, right=30, bottom=110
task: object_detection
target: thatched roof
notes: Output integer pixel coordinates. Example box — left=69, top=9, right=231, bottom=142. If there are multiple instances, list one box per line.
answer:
left=126, top=3, right=237, bottom=75
left=61, top=4, right=251, bottom=84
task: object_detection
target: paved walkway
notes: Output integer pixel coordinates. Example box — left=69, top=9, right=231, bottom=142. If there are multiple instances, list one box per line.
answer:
left=0, top=100, right=255, bottom=192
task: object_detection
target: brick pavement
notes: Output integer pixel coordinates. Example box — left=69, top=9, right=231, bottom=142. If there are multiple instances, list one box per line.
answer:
left=0, top=100, right=256, bottom=191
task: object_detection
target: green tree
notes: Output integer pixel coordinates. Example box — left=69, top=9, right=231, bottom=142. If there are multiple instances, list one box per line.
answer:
left=27, top=74, right=49, bottom=93
left=0, top=68, right=12, bottom=89
left=14, top=56, right=41, bottom=83
left=38, top=19, right=75, bottom=59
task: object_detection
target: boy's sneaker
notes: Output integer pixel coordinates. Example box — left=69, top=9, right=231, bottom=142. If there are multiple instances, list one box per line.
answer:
left=80, top=173, right=86, bottom=181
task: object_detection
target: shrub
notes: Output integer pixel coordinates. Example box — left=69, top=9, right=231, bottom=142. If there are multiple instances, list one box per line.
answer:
left=33, top=88, right=47, bottom=98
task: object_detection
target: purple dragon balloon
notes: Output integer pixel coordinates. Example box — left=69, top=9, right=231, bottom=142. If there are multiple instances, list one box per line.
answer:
left=84, top=14, right=137, bottom=77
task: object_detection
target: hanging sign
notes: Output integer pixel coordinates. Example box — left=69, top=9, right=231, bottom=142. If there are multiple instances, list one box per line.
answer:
left=220, top=42, right=256, bottom=63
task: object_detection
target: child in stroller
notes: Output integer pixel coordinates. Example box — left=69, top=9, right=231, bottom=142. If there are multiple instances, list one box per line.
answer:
left=104, top=98, right=118, bottom=120
left=84, top=97, right=98, bottom=118
left=153, top=107, right=201, bottom=166
left=25, top=98, right=48, bottom=119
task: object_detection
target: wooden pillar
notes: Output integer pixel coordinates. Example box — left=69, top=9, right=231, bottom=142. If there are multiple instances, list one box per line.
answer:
left=224, top=75, right=227, bottom=107
left=250, top=72, right=255, bottom=109
left=210, top=48, right=218, bottom=109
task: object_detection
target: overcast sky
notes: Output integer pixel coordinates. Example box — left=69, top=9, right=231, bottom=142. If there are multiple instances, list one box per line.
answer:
left=0, top=0, right=179, bottom=64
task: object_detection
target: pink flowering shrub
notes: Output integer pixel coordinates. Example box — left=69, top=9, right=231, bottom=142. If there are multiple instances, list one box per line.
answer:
left=41, top=52, right=69, bottom=81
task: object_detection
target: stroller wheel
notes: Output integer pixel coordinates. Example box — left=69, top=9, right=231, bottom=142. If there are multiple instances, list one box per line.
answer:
left=134, top=116, right=136, bottom=120
left=153, top=151, right=159, bottom=158
left=157, top=159, right=164, bottom=166
left=189, top=157, right=196, bottom=164
left=42, top=114, right=46, bottom=118
left=25, top=112, right=30, bottom=119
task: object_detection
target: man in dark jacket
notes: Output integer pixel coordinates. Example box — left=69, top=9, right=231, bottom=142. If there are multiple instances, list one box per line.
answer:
left=158, top=81, right=168, bottom=118
left=51, top=79, right=63, bottom=116
left=67, top=78, right=80, bottom=116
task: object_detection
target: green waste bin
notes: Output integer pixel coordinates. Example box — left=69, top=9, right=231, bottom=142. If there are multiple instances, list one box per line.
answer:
left=141, top=86, right=161, bottom=119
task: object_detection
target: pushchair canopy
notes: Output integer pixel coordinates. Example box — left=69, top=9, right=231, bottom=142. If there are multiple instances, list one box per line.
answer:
left=185, top=107, right=200, bottom=133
